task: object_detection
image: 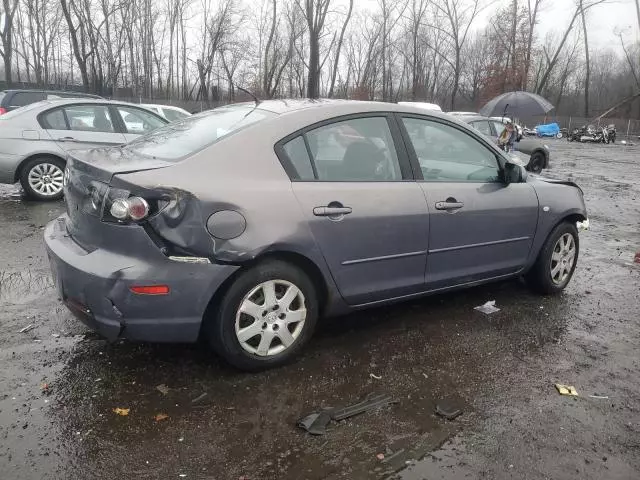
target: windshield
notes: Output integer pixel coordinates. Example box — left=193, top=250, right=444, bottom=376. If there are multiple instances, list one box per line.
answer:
left=122, top=105, right=274, bottom=161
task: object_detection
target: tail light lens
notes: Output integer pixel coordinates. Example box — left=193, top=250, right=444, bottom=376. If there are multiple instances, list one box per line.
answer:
left=0, top=107, right=7, bottom=115
left=110, top=197, right=150, bottom=221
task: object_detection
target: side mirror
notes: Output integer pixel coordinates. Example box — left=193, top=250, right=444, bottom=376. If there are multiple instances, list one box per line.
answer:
left=503, top=161, right=524, bottom=184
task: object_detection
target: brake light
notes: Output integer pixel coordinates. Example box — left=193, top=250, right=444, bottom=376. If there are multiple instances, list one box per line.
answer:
left=130, top=285, right=170, bottom=295
left=110, top=196, right=150, bottom=221
left=0, top=107, right=7, bottom=115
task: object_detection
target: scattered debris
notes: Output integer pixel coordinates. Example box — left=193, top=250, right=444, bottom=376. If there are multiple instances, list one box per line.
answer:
left=555, top=384, right=578, bottom=396
left=422, top=373, right=428, bottom=379
left=382, top=448, right=406, bottom=464
left=474, top=300, right=500, bottom=314
left=18, top=324, right=34, bottom=333
left=156, top=384, right=170, bottom=395
left=51, top=333, right=60, bottom=338
left=634, top=251, right=640, bottom=264
left=113, top=407, right=130, bottom=416
left=589, top=394, right=609, bottom=399
left=369, top=373, right=382, bottom=380
left=376, top=453, right=385, bottom=461
left=41, top=383, right=50, bottom=395
left=191, top=392, right=208, bottom=404
left=179, top=475, right=187, bottom=478
left=297, top=393, right=397, bottom=435
left=435, top=401, right=463, bottom=420
left=178, top=437, right=184, bottom=442
left=95, top=378, right=102, bottom=382
left=154, top=413, right=169, bottom=422
left=577, top=219, right=590, bottom=231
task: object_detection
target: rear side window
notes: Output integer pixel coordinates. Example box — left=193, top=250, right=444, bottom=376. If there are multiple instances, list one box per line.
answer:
left=65, top=105, right=115, bottom=132
left=492, top=121, right=507, bottom=136
left=163, top=108, right=188, bottom=122
left=470, top=120, right=491, bottom=136
left=123, top=105, right=274, bottom=162
left=282, top=136, right=315, bottom=180
left=116, top=106, right=166, bottom=134
left=41, top=108, right=67, bottom=129
left=11, top=92, right=45, bottom=107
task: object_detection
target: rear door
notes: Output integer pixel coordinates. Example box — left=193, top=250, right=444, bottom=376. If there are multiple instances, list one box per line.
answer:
left=40, top=104, right=126, bottom=150
left=398, top=115, right=539, bottom=289
left=277, top=114, right=430, bottom=306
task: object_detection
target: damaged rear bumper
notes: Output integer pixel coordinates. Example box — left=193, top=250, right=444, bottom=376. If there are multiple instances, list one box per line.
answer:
left=44, top=215, right=239, bottom=343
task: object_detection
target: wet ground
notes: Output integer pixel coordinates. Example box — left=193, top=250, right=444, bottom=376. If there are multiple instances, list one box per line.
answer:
left=0, top=140, right=639, bottom=480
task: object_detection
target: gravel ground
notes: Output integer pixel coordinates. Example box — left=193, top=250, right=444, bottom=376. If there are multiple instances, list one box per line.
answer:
left=0, top=140, right=638, bottom=480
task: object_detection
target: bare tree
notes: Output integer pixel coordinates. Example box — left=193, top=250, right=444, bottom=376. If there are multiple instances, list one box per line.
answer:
left=0, top=0, right=19, bottom=85
left=327, top=0, right=352, bottom=98
left=299, top=0, right=331, bottom=98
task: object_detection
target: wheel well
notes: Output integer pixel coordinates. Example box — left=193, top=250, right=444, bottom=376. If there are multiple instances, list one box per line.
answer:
left=200, top=251, right=330, bottom=337
left=559, top=213, right=586, bottom=225
left=14, top=153, right=66, bottom=183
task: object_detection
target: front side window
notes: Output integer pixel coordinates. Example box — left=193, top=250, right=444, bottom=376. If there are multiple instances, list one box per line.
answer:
left=117, top=106, right=166, bottom=134
left=305, top=117, right=402, bottom=181
left=402, top=117, right=500, bottom=183
left=64, top=105, right=115, bottom=132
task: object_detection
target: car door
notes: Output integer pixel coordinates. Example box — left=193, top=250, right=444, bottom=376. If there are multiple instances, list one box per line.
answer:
left=113, top=105, right=167, bottom=142
left=40, top=104, right=127, bottom=150
left=277, top=114, right=429, bottom=306
left=398, top=115, right=539, bottom=289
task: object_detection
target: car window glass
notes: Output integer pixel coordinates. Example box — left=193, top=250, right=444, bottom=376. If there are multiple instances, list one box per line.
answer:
left=471, top=120, right=491, bottom=136
left=282, top=136, right=315, bottom=180
left=64, top=105, right=115, bottom=132
left=12, top=92, right=45, bottom=107
left=402, top=117, right=500, bottom=183
left=41, top=108, right=67, bottom=129
left=305, top=117, right=402, bottom=181
left=0, top=91, right=5, bottom=102
left=123, top=105, right=274, bottom=162
left=163, top=108, right=188, bottom=122
left=117, top=106, right=165, bottom=134
left=492, top=121, right=507, bottom=137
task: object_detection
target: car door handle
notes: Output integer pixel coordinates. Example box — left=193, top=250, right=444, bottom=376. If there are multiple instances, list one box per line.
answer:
left=57, top=136, right=77, bottom=142
left=313, top=206, right=353, bottom=216
left=435, top=201, right=464, bottom=211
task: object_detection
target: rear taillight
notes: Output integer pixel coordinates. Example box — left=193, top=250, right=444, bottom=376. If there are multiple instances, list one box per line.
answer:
left=0, top=107, right=7, bottom=115
left=110, top=196, right=150, bottom=221
left=101, top=187, right=167, bottom=223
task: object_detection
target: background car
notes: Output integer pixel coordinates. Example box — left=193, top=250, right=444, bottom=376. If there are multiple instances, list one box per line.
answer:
left=141, top=103, right=192, bottom=122
left=45, top=100, right=586, bottom=371
left=0, top=99, right=167, bottom=200
left=462, top=115, right=550, bottom=173
left=0, top=89, right=101, bottom=115
left=397, top=101, right=443, bottom=112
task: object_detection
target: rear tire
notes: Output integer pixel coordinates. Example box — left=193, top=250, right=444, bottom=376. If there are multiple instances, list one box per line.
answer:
left=206, top=260, right=319, bottom=371
left=526, top=222, right=579, bottom=295
left=19, top=156, right=65, bottom=201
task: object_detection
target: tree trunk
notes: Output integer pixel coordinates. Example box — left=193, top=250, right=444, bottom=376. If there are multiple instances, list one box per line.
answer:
left=580, top=0, right=590, bottom=117
left=60, top=0, right=90, bottom=90
left=307, top=33, right=319, bottom=98
left=328, top=0, right=353, bottom=98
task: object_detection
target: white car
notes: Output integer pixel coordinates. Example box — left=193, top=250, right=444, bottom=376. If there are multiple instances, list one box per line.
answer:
left=140, top=104, right=191, bottom=122
left=397, top=101, right=442, bottom=112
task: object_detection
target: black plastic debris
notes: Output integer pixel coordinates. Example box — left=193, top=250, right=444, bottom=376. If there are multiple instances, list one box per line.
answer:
left=435, top=402, right=463, bottom=420
left=297, top=393, right=397, bottom=435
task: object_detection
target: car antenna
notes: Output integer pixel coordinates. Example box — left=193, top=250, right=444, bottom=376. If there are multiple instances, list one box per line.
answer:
left=235, top=85, right=261, bottom=107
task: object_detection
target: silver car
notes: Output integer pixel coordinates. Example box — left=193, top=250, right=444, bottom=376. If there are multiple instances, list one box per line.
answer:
left=0, top=99, right=167, bottom=200
left=45, top=100, right=587, bottom=371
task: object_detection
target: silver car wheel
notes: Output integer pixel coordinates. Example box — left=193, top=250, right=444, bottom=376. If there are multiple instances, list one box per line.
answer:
left=27, top=163, right=64, bottom=197
left=235, top=279, right=307, bottom=357
left=550, top=233, right=576, bottom=285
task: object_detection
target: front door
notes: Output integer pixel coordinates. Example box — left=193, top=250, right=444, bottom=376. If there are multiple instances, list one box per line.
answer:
left=280, top=115, right=429, bottom=306
left=41, top=104, right=127, bottom=150
left=399, top=115, right=539, bottom=289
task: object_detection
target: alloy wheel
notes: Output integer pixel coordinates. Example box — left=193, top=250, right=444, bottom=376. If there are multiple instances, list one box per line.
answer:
left=550, top=233, right=576, bottom=285
left=234, top=279, right=307, bottom=357
left=28, top=163, right=64, bottom=197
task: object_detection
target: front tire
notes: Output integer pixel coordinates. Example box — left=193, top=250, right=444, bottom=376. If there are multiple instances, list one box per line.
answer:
left=526, top=222, right=579, bottom=295
left=207, top=260, right=319, bottom=371
left=527, top=152, right=545, bottom=174
left=19, top=156, right=65, bottom=201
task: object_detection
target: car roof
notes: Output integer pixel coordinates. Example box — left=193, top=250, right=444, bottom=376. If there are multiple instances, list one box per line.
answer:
left=141, top=103, right=189, bottom=112
left=1, top=89, right=101, bottom=98
left=456, top=115, right=494, bottom=123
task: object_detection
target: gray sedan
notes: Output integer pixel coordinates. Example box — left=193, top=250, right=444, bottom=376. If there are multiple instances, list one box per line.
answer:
left=462, top=115, right=550, bottom=173
left=0, top=99, right=167, bottom=200
left=45, top=100, right=587, bottom=371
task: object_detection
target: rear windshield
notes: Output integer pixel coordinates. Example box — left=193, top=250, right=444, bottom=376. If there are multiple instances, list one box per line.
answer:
left=122, top=105, right=274, bottom=161
left=0, top=100, right=51, bottom=119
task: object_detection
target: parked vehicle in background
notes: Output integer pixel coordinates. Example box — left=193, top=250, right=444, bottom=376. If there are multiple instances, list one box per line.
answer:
left=447, top=111, right=478, bottom=116
left=141, top=104, right=192, bottom=122
left=606, top=124, right=616, bottom=143
left=463, top=115, right=550, bottom=173
left=535, top=122, right=562, bottom=139
left=397, top=102, right=443, bottom=112
left=0, top=99, right=167, bottom=200
left=44, top=100, right=587, bottom=371
left=0, top=89, right=101, bottom=115
left=568, top=124, right=611, bottom=144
